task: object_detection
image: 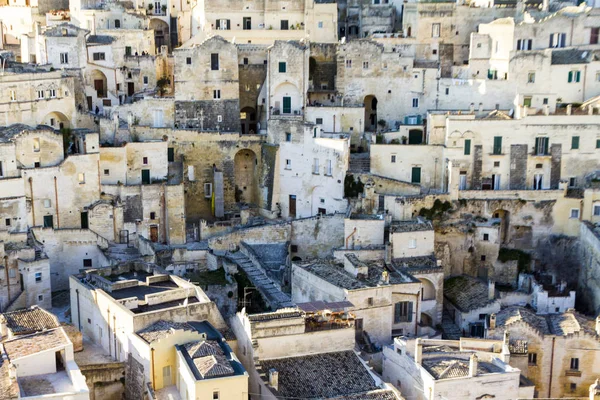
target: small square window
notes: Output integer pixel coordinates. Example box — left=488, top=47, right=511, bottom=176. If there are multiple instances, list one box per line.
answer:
left=570, top=209, right=580, bottom=219
left=143, top=157, right=148, bottom=165
left=38, top=294, right=43, bottom=302
left=78, top=173, right=85, bottom=184
left=483, top=233, right=489, bottom=241
left=543, top=98, right=549, bottom=105
left=391, top=155, right=396, bottom=163
left=528, top=352, right=537, bottom=365
left=494, top=161, right=500, bottom=167
left=290, top=244, right=298, bottom=252
left=5, top=218, right=11, bottom=226
left=213, top=392, right=219, bottom=400
left=569, top=177, right=577, bottom=187
left=285, top=132, right=291, bottom=142
left=186, top=57, right=192, bottom=65
left=363, top=61, right=369, bottom=69
left=104, top=169, right=110, bottom=175
left=593, top=204, right=600, bottom=216
left=367, top=297, right=374, bottom=306
left=279, top=62, right=286, bottom=73
left=536, top=163, right=543, bottom=169
left=481, top=255, right=486, bottom=261
left=83, top=259, right=92, bottom=267
left=150, top=212, right=156, bottom=219
left=570, top=383, right=577, bottom=392
left=35, top=272, right=42, bottom=282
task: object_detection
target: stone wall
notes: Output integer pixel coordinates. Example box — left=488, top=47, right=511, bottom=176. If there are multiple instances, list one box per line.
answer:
left=79, top=362, right=125, bottom=400
left=174, top=99, right=240, bottom=132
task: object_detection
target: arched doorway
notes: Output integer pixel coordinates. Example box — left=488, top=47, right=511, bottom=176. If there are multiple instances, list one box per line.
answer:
left=90, top=69, right=107, bottom=99
left=408, top=129, right=424, bottom=145
left=149, top=19, right=169, bottom=52
left=240, top=107, right=257, bottom=134
left=364, top=95, right=377, bottom=131
left=234, top=149, right=257, bottom=204
left=273, top=83, right=300, bottom=115
left=42, top=111, right=70, bottom=129
left=493, top=209, right=510, bottom=244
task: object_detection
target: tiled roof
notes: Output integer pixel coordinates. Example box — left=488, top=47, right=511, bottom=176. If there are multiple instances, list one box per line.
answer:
left=1, top=306, right=60, bottom=336
left=136, top=320, right=195, bottom=343
left=444, top=275, right=496, bottom=312
left=495, top=307, right=549, bottom=335
left=422, top=357, right=502, bottom=380
left=259, top=351, right=380, bottom=399
left=330, top=390, right=400, bottom=399
left=3, top=328, right=69, bottom=360
left=551, top=49, right=600, bottom=65
left=494, top=307, right=598, bottom=338
left=0, top=356, right=18, bottom=400
left=183, top=340, right=234, bottom=379
left=390, top=219, right=433, bottom=233
left=87, top=35, right=115, bottom=44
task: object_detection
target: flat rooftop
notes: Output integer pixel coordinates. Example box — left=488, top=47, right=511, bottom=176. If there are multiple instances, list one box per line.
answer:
left=18, top=371, right=75, bottom=397
left=390, top=218, right=433, bottom=233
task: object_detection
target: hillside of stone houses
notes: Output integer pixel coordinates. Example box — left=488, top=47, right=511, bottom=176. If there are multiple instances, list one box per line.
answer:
left=4, top=0, right=600, bottom=398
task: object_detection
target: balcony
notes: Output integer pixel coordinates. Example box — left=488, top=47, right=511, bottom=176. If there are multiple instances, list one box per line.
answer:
left=271, top=107, right=303, bottom=119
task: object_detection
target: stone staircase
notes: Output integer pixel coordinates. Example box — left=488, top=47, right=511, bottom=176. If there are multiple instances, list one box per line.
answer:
left=441, top=311, right=462, bottom=340
left=349, top=153, right=370, bottom=173
left=227, top=252, right=295, bottom=310
left=105, top=243, right=142, bottom=263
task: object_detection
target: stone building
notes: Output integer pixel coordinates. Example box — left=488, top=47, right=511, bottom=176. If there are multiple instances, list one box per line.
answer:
left=580, top=221, right=600, bottom=315
left=487, top=306, right=600, bottom=398
left=382, top=336, right=535, bottom=400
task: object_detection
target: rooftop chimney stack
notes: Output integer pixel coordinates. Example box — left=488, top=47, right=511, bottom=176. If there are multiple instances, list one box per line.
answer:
left=566, top=104, right=572, bottom=115
left=469, top=354, right=479, bottom=377
left=488, top=280, right=495, bottom=301
left=268, top=368, right=279, bottom=391
left=415, top=338, right=423, bottom=365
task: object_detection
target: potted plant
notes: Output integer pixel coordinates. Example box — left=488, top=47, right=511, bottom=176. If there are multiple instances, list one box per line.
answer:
left=148, top=3, right=153, bottom=10
left=401, top=135, right=407, bottom=144
left=161, top=4, right=166, bottom=13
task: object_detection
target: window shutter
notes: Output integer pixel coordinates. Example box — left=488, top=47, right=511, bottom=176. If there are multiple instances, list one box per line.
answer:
left=215, top=19, right=220, bottom=29
left=544, top=138, right=549, bottom=155
left=464, top=139, right=471, bottom=155
left=394, top=303, right=400, bottom=323
left=407, top=302, right=413, bottom=323
left=549, top=33, right=554, bottom=47
left=568, top=71, right=573, bottom=83
left=528, top=39, right=532, bottom=49
left=576, top=71, right=581, bottom=82
left=517, top=39, right=521, bottom=50
left=560, top=33, right=566, bottom=47
left=493, top=136, right=502, bottom=154
left=226, top=20, right=231, bottom=30
left=572, top=136, right=580, bottom=149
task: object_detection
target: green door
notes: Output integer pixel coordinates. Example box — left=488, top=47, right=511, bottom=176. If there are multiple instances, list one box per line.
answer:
left=43, top=215, right=53, bottom=228
left=408, top=130, right=423, bottom=145
left=283, top=97, right=291, bottom=114
left=167, top=147, right=174, bottom=162
left=141, top=169, right=150, bottom=184
left=81, top=212, right=89, bottom=229
left=493, top=136, right=502, bottom=155
left=411, top=167, right=421, bottom=184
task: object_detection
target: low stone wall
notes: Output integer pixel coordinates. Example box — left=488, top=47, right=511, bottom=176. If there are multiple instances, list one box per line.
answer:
left=79, top=362, right=126, bottom=400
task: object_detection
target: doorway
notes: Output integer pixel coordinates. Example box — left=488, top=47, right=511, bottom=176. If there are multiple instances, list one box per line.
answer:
left=55, top=351, right=64, bottom=371
left=289, top=195, right=296, bottom=217
left=150, top=226, right=159, bottom=242
left=127, top=82, right=135, bottom=97
left=162, top=365, right=172, bottom=386
left=283, top=96, right=292, bottom=114
left=80, top=211, right=89, bottom=229
left=141, top=169, right=150, bottom=184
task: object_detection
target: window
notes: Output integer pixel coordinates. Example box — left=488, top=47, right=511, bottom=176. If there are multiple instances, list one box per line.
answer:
left=549, top=33, right=566, bottom=48
left=570, top=209, right=580, bottom=219
left=5, top=218, right=11, bottom=226
left=104, top=169, right=110, bottom=175
left=570, top=383, right=577, bottom=392
left=367, top=297, right=374, bottom=306
left=391, top=155, right=396, bottom=163
left=279, top=62, right=286, bottom=73
left=83, top=259, right=92, bottom=267
left=570, top=358, right=579, bottom=370
left=186, top=57, right=192, bottom=65
left=493, top=136, right=502, bottom=155
left=285, top=132, right=291, bottom=142
left=412, top=98, right=419, bottom=108
left=217, top=115, right=222, bottom=122
left=594, top=204, right=600, bottom=216
left=408, top=239, right=417, bottom=249
left=432, top=23, right=440, bottom=38
left=93, top=52, right=105, bottom=61
left=478, top=313, right=487, bottom=320
left=143, top=157, right=148, bottom=165
left=143, top=76, right=149, bottom=85
left=210, top=53, right=219, bottom=70
left=243, top=57, right=248, bottom=65
left=280, top=20, right=288, bottom=30
left=44, top=199, right=51, bottom=208
left=533, top=174, right=543, bottom=190
left=527, top=72, right=535, bottom=83
left=483, top=233, right=489, bottom=241
left=35, top=272, right=42, bottom=282
left=37, top=90, right=45, bottom=99
left=49, top=89, right=56, bottom=98
left=212, top=392, right=219, bottom=400
left=291, top=244, right=298, bottom=252
left=487, top=69, right=498, bottom=80
left=38, top=294, right=43, bottom=302
left=569, top=177, right=576, bottom=187
left=213, top=89, right=221, bottom=99
left=535, top=137, right=549, bottom=155
left=363, top=61, right=369, bottom=69
left=325, top=159, right=332, bottom=176
left=528, top=352, right=537, bottom=365
left=597, top=139, right=600, bottom=148
left=285, top=159, right=291, bottom=170
left=411, top=167, right=421, bottom=184
left=33, top=138, right=40, bottom=152
left=394, top=301, right=413, bottom=323
left=345, top=59, right=352, bottom=68
left=445, top=88, right=449, bottom=95
left=78, top=173, right=85, bottom=184
left=60, top=52, right=68, bottom=64
left=464, top=139, right=471, bottom=155
left=481, top=255, right=486, bottom=261
left=568, top=70, right=581, bottom=83
left=9, top=90, right=15, bottom=101
left=204, top=183, right=213, bottom=198
left=571, top=136, right=580, bottom=149
left=8, top=269, right=15, bottom=278
left=517, top=39, right=532, bottom=50
left=543, top=97, right=548, bottom=105
left=318, top=21, right=323, bottom=28
left=591, top=27, right=599, bottom=44
left=523, top=96, right=532, bottom=107
left=0, top=161, right=2, bottom=177
left=313, top=158, right=319, bottom=174
left=494, top=161, right=500, bottom=167
left=315, top=118, right=323, bottom=125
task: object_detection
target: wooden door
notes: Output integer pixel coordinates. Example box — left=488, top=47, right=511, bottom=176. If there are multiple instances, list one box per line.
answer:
left=150, top=226, right=158, bottom=242
left=141, top=169, right=150, bottom=184
left=283, top=96, right=291, bottom=114
left=80, top=211, right=89, bottom=229
left=289, top=195, right=296, bottom=217
left=127, top=82, right=135, bottom=96
left=87, top=96, right=93, bottom=111
left=94, top=80, right=104, bottom=97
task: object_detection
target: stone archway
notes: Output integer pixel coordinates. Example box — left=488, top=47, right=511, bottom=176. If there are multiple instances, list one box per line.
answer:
left=234, top=149, right=257, bottom=204
left=419, top=278, right=436, bottom=301
left=42, top=111, right=70, bottom=130
left=149, top=18, right=169, bottom=52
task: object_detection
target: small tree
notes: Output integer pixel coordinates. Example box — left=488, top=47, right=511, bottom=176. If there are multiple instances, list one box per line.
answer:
left=148, top=3, right=153, bottom=10
left=157, top=76, right=170, bottom=96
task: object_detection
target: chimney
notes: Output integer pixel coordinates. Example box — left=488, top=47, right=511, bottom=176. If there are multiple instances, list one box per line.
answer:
left=469, top=354, right=479, bottom=377
left=478, top=103, right=484, bottom=113
left=489, top=313, right=496, bottom=330
left=566, top=104, right=572, bottom=115
left=589, top=106, right=594, bottom=115
left=268, top=368, right=279, bottom=391
left=488, top=280, right=495, bottom=301
left=541, top=0, right=549, bottom=12
left=522, top=105, right=528, bottom=117
left=414, top=338, right=423, bottom=364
